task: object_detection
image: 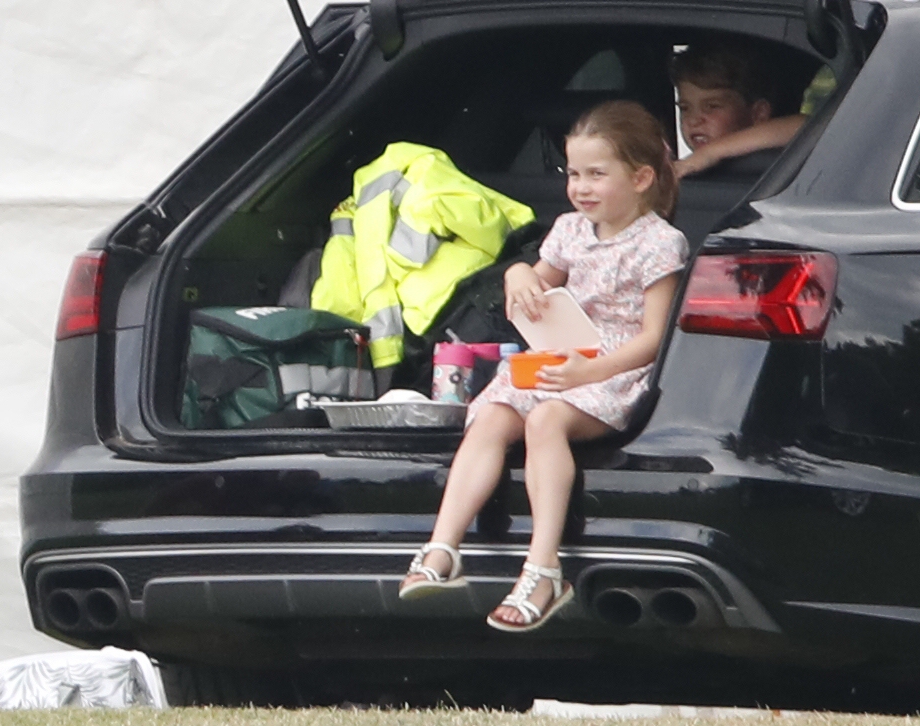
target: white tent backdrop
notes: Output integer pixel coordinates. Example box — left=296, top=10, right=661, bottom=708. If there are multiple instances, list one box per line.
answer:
left=0, top=0, right=324, bottom=659
left=0, top=0, right=314, bottom=201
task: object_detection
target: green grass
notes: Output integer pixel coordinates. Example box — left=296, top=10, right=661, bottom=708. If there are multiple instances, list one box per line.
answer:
left=0, top=709, right=919, bottom=726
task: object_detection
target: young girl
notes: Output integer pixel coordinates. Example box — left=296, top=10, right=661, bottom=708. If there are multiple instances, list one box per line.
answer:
left=399, top=100, right=688, bottom=633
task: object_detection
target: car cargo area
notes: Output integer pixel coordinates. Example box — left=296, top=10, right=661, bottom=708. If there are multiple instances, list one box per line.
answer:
left=140, top=18, right=822, bottom=451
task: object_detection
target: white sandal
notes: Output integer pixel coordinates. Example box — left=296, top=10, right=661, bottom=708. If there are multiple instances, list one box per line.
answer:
left=398, top=542, right=467, bottom=600
left=486, top=561, right=573, bottom=633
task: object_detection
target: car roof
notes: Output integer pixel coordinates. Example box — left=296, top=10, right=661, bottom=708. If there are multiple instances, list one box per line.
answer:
left=391, top=0, right=900, bottom=27
left=388, top=0, right=820, bottom=51
left=396, top=0, right=809, bottom=13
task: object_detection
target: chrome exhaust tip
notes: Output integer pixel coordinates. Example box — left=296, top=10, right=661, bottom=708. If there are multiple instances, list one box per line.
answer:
left=592, top=588, right=644, bottom=627
left=85, top=587, right=128, bottom=630
left=46, top=588, right=85, bottom=632
left=650, top=588, right=699, bottom=626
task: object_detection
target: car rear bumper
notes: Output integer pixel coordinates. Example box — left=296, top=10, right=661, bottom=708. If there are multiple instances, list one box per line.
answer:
left=24, top=540, right=779, bottom=659
left=23, top=404, right=920, bottom=671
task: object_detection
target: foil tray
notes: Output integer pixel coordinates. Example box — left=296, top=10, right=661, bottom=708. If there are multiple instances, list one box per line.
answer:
left=312, top=400, right=468, bottom=429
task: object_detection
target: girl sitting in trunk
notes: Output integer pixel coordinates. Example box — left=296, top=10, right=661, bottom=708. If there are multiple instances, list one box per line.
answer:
left=399, top=100, right=688, bottom=633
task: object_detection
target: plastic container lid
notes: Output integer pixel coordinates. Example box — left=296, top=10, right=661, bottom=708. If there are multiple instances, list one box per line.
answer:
left=468, top=343, right=501, bottom=361
left=509, top=287, right=602, bottom=351
left=433, top=342, right=475, bottom=367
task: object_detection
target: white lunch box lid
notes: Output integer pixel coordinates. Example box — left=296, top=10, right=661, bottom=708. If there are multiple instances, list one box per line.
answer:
left=509, top=287, right=602, bottom=351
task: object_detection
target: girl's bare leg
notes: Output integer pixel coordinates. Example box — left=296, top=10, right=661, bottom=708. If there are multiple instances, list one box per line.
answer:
left=400, top=403, right=525, bottom=588
left=492, top=400, right=610, bottom=624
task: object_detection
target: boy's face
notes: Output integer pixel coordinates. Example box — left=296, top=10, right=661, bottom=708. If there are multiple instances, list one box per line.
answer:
left=676, top=82, right=761, bottom=151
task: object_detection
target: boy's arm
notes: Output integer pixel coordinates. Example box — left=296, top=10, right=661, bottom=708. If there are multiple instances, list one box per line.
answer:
left=675, top=114, right=806, bottom=179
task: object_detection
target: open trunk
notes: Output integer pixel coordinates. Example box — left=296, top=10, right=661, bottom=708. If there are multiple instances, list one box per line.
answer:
left=136, top=3, right=826, bottom=457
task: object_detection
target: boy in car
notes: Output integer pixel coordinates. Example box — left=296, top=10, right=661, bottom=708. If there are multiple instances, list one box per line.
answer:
left=670, top=41, right=806, bottom=179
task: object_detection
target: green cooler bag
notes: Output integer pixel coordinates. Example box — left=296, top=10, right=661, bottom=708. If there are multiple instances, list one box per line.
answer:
left=181, top=306, right=374, bottom=429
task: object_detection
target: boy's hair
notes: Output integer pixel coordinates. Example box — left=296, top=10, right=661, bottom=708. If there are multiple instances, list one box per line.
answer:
left=568, top=100, right=678, bottom=221
left=669, top=41, right=775, bottom=106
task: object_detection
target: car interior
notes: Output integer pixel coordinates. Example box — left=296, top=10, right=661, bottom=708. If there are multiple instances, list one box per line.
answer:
left=160, top=23, right=827, bottom=432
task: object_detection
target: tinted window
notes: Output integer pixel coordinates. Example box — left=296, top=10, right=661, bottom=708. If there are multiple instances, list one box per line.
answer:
left=566, top=50, right=626, bottom=91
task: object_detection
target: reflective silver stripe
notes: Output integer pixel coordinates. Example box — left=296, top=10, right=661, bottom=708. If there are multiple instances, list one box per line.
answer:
left=312, top=366, right=375, bottom=399
left=329, top=218, right=354, bottom=237
left=365, top=305, right=403, bottom=341
left=278, top=364, right=312, bottom=395
left=278, top=364, right=374, bottom=399
left=391, top=177, right=411, bottom=207
left=357, top=170, right=405, bottom=207
left=389, top=218, right=441, bottom=264
left=309, top=366, right=350, bottom=396
left=353, top=369, right=376, bottom=399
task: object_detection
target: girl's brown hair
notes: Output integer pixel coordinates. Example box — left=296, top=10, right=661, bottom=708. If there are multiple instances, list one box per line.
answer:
left=567, top=100, right=678, bottom=221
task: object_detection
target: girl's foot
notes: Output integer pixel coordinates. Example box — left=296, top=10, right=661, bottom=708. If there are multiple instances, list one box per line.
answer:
left=398, top=542, right=467, bottom=600
left=486, top=561, right=573, bottom=632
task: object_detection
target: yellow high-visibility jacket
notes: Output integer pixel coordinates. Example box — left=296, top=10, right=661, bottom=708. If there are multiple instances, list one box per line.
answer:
left=311, top=142, right=535, bottom=367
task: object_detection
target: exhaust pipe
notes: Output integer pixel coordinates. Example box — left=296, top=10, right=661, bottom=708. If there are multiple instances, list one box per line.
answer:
left=584, top=582, right=724, bottom=629
left=650, top=587, right=722, bottom=627
left=576, top=563, right=768, bottom=632
left=85, top=588, right=128, bottom=630
left=591, top=588, right=644, bottom=627
left=44, top=586, right=129, bottom=633
left=650, top=588, right=698, bottom=626
left=46, top=588, right=86, bottom=632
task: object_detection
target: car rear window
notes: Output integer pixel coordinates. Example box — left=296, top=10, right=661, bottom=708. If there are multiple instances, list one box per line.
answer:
left=566, top=50, right=627, bottom=91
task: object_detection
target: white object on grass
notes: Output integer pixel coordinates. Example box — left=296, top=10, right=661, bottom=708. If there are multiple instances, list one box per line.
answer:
left=531, top=699, right=806, bottom=719
left=0, top=647, right=167, bottom=710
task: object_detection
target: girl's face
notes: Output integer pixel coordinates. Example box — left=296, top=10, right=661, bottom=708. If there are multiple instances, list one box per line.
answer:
left=565, top=135, right=653, bottom=240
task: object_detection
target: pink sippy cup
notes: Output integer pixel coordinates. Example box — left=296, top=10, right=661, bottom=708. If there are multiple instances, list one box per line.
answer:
left=432, top=343, right=475, bottom=403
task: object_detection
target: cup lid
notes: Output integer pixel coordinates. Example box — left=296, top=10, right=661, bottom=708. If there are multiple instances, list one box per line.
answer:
left=433, top=342, right=475, bottom=366
left=468, top=343, right=501, bottom=361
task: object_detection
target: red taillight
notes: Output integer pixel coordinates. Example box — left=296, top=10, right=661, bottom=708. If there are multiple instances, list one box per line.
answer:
left=56, top=251, right=107, bottom=340
left=678, top=251, right=837, bottom=340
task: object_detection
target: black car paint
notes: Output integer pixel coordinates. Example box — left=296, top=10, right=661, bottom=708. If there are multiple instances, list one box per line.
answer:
left=20, top=0, right=920, bottom=709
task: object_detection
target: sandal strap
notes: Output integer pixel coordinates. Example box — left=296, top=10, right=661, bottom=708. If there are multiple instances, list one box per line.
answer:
left=498, top=561, right=565, bottom=624
left=499, top=593, right=542, bottom=624
left=416, top=565, right=445, bottom=582
left=522, top=561, right=564, bottom=599
left=406, top=541, right=462, bottom=582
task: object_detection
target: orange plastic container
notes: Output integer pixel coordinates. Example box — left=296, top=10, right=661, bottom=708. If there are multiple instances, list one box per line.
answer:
left=509, top=348, right=600, bottom=389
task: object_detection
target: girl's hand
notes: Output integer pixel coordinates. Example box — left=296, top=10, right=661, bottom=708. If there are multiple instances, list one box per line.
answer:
left=504, top=263, right=553, bottom=321
left=534, top=349, right=601, bottom=391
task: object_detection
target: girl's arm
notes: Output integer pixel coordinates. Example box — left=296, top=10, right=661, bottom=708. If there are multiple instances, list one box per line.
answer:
left=675, top=115, right=806, bottom=179
left=535, top=272, right=680, bottom=391
left=504, top=260, right=567, bottom=321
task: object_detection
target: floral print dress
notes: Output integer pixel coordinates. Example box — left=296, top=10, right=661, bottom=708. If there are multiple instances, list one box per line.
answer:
left=466, top=210, right=688, bottom=430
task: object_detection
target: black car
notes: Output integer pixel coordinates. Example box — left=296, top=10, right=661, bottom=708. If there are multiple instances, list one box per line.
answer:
left=20, top=0, right=920, bottom=710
